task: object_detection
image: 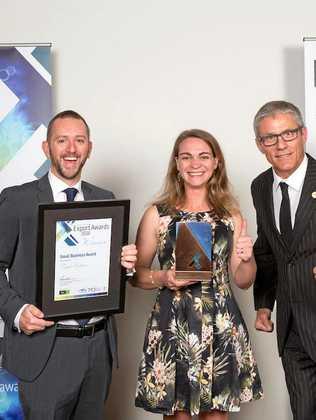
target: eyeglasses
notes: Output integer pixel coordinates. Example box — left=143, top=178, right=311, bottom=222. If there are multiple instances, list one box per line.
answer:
left=258, top=127, right=303, bottom=147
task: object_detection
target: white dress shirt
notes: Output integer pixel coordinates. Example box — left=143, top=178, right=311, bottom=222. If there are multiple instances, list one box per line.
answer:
left=272, top=154, right=308, bottom=231
left=48, top=171, right=84, bottom=203
left=15, top=172, right=102, bottom=330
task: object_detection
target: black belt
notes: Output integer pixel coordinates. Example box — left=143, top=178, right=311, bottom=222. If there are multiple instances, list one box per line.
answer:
left=56, top=319, right=106, bottom=338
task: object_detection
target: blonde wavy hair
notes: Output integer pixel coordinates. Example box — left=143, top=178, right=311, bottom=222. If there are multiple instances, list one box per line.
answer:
left=153, top=129, right=238, bottom=218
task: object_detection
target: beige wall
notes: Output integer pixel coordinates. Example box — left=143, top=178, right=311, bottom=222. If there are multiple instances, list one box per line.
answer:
left=1, top=1, right=315, bottom=418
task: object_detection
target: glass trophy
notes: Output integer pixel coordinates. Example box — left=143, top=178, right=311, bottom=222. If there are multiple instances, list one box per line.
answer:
left=175, top=221, right=212, bottom=280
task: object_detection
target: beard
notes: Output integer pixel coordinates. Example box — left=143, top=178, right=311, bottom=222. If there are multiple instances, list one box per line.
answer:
left=50, top=155, right=88, bottom=181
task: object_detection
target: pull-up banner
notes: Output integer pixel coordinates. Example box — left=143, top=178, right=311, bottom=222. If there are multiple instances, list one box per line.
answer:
left=0, top=43, right=52, bottom=192
left=0, top=43, right=52, bottom=420
left=304, top=37, right=316, bottom=156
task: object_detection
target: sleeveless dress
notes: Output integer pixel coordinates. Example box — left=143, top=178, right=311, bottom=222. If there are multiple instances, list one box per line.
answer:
left=135, top=206, right=263, bottom=416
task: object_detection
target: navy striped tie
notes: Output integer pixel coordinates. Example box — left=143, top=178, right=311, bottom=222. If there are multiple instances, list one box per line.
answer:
left=63, top=188, right=78, bottom=202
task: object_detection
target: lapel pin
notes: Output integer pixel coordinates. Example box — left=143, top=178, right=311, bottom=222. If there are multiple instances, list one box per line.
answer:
left=312, top=192, right=316, bottom=199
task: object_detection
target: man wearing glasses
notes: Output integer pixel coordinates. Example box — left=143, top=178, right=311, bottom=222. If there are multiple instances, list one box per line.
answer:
left=251, top=100, right=316, bottom=420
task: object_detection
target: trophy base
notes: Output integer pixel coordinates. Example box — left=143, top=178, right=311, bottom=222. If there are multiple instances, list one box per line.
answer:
left=175, top=270, right=212, bottom=280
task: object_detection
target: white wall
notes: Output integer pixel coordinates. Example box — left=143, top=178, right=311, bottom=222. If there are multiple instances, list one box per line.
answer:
left=1, top=1, right=315, bottom=418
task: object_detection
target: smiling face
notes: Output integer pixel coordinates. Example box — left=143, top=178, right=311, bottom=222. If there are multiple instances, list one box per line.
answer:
left=42, top=117, right=92, bottom=185
left=256, top=112, right=307, bottom=179
left=176, top=137, right=218, bottom=189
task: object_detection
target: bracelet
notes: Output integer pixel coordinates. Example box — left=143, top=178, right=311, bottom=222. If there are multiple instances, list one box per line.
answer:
left=149, top=270, right=158, bottom=288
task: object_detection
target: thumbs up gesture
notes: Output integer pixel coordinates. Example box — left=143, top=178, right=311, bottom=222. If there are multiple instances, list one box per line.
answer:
left=236, top=219, right=253, bottom=262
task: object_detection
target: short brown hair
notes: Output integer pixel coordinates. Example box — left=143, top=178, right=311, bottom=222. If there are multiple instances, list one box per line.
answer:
left=47, top=110, right=90, bottom=140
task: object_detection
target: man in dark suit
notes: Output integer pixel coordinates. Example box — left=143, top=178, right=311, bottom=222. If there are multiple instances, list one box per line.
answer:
left=0, top=110, right=137, bottom=419
left=252, top=100, right=316, bottom=420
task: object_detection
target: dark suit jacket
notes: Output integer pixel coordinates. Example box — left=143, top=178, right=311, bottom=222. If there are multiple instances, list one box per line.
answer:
left=252, top=154, right=316, bottom=359
left=0, top=174, right=118, bottom=381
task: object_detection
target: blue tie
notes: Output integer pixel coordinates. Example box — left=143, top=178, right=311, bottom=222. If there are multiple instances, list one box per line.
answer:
left=63, top=188, right=78, bottom=202
left=63, top=187, right=88, bottom=326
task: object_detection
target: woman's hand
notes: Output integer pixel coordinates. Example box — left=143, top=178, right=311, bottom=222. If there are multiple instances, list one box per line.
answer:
left=161, top=269, right=198, bottom=291
left=236, top=219, right=253, bottom=262
left=230, top=214, right=256, bottom=289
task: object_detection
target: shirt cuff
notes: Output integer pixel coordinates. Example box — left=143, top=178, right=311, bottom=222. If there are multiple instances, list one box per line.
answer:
left=126, top=268, right=136, bottom=277
left=14, top=304, right=28, bottom=333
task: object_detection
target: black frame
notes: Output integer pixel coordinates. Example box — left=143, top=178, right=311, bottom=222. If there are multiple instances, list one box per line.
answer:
left=36, top=199, right=130, bottom=320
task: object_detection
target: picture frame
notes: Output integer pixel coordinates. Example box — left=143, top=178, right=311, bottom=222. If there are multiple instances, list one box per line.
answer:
left=36, top=199, right=130, bottom=320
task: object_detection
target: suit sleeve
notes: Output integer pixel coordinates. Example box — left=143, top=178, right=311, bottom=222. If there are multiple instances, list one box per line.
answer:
left=0, top=189, right=27, bottom=325
left=251, top=182, right=278, bottom=311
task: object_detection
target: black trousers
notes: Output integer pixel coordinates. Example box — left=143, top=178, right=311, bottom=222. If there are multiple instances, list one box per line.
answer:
left=281, top=322, right=316, bottom=420
left=18, top=329, right=112, bottom=420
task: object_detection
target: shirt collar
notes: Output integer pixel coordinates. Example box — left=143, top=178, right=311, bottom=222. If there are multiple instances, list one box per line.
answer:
left=273, top=154, right=308, bottom=193
left=48, top=171, right=82, bottom=196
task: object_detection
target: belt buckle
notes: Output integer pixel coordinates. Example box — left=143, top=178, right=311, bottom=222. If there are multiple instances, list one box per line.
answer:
left=77, top=326, right=85, bottom=338
left=81, top=323, right=95, bottom=337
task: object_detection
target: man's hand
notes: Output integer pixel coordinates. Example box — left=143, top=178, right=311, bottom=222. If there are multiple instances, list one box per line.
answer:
left=313, top=266, right=316, bottom=280
left=19, top=304, right=54, bottom=335
left=121, top=244, right=137, bottom=270
left=255, top=308, right=274, bottom=332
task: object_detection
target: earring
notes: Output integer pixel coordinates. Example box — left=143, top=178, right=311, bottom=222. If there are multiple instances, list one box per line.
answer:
left=177, top=172, right=182, bottom=182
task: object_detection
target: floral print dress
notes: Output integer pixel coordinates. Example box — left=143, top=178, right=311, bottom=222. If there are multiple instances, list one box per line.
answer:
left=135, top=206, right=263, bottom=416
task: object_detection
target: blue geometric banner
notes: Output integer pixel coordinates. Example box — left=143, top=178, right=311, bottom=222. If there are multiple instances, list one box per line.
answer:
left=0, top=44, right=52, bottom=192
left=0, top=369, right=24, bottom=419
left=0, top=43, right=52, bottom=420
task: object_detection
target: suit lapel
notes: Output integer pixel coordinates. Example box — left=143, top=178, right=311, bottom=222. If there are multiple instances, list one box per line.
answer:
left=291, top=155, right=316, bottom=253
left=37, top=174, right=54, bottom=203
left=81, top=181, right=93, bottom=200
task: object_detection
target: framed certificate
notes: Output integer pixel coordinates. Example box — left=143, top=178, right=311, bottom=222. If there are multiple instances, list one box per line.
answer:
left=36, top=199, right=130, bottom=320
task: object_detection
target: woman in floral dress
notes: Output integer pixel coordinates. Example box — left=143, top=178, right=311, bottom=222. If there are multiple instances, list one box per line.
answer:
left=131, top=129, right=263, bottom=419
